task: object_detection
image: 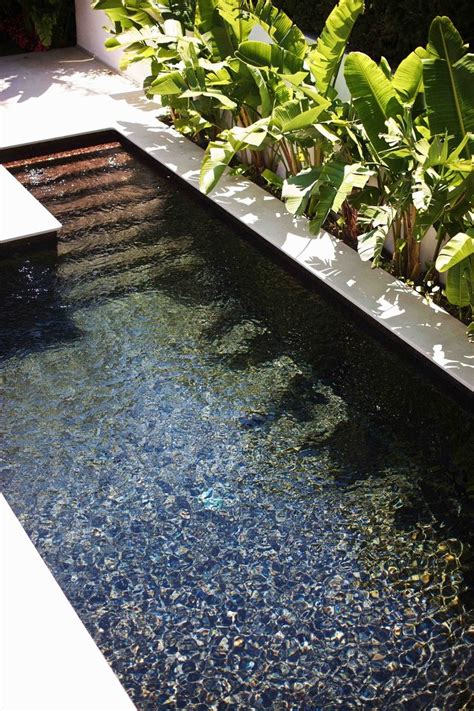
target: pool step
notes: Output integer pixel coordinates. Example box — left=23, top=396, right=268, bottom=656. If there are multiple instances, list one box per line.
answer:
left=0, top=166, right=61, bottom=249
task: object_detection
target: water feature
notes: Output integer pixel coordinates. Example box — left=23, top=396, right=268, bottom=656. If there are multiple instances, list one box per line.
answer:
left=1, top=141, right=473, bottom=709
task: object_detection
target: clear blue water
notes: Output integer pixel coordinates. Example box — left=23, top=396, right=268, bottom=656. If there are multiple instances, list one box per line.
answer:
left=1, top=142, right=473, bottom=709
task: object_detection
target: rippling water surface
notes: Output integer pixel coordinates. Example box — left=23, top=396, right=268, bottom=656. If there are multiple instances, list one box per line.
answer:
left=1, top=142, right=473, bottom=709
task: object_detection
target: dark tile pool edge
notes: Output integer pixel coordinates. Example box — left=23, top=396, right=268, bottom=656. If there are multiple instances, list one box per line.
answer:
left=0, top=230, right=59, bottom=253
left=2, top=126, right=473, bottom=408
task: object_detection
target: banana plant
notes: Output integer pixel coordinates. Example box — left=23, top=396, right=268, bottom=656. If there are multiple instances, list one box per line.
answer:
left=198, top=0, right=365, bottom=192
left=341, top=16, right=474, bottom=284
left=436, top=229, right=474, bottom=337
left=95, top=0, right=301, bottom=143
left=93, top=0, right=473, bottom=334
left=281, top=160, right=374, bottom=235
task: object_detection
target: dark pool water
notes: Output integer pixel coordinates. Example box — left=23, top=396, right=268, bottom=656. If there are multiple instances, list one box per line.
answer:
left=1, top=142, right=474, bottom=710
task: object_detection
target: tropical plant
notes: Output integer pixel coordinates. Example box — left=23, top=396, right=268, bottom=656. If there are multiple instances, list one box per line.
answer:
left=200, top=0, right=364, bottom=191
left=274, top=0, right=474, bottom=68
left=94, top=0, right=364, bottom=191
left=340, top=17, right=473, bottom=295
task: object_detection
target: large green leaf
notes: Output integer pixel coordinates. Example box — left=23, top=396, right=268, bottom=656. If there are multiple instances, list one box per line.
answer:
left=180, top=89, right=237, bottom=109
left=444, top=258, right=474, bottom=307
left=423, top=55, right=474, bottom=149
left=147, top=70, right=187, bottom=95
left=427, top=16, right=466, bottom=64
left=392, top=49, right=425, bottom=104
left=308, top=162, right=373, bottom=235
left=436, top=230, right=474, bottom=272
left=249, top=0, right=307, bottom=58
left=282, top=161, right=373, bottom=230
left=422, top=17, right=474, bottom=150
left=216, top=0, right=253, bottom=44
left=200, top=118, right=270, bottom=194
left=104, top=26, right=173, bottom=49
left=344, top=52, right=402, bottom=157
left=245, top=65, right=272, bottom=116
left=357, top=205, right=396, bottom=262
left=282, top=168, right=321, bottom=215
left=94, top=0, right=163, bottom=25
left=309, top=0, right=364, bottom=96
left=236, top=40, right=304, bottom=75
left=271, top=97, right=330, bottom=132
left=196, top=0, right=239, bottom=60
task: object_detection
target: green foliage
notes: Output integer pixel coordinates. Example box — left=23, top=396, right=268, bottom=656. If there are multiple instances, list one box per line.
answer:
left=344, top=52, right=402, bottom=157
left=342, top=18, right=474, bottom=293
left=200, top=118, right=270, bottom=193
left=0, top=0, right=75, bottom=50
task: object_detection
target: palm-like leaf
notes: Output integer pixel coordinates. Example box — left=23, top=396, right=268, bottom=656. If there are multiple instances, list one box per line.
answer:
left=196, top=0, right=239, bottom=60
left=281, top=168, right=321, bottom=215
left=147, top=70, right=187, bottom=95
left=427, top=16, right=466, bottom=63
left=236, top=40, right=305, bottom=75
left=344, top=52, right=402, bottom=158
left=200, top=118, right=270, bottom=193
left=249, top=0, right=307, bottom=58
left=423, top=55, right=474, bottom=150
left=308, top=162, right=373, bottom=235
left=271, top=98, right=330, bottom=132
left=436, top=229, right=474, bottom=307
left=423, top=17, right=474, bottom=150
left=444, top=259, right=474, bottom=307
left=392, top=49, right=426, bottom=104
left=436, top=230, right=474, bottom=272
left=357, top=205, right=396, bottom=262
left=309, top=0, right=364, bottom=96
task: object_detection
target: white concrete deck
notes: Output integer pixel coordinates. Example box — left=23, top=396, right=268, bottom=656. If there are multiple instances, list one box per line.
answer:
left=1, top=495, right=135, bottom=710
left=0, top=165, right=61, bottom=245
left=1, top=49, right=472, bottom=397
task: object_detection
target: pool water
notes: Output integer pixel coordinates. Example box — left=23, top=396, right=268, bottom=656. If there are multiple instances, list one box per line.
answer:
left=1, top=142, right=473, bottom=709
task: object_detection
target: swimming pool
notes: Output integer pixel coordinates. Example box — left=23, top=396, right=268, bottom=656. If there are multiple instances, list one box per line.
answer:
left=1, top=141, right=473, bottom=709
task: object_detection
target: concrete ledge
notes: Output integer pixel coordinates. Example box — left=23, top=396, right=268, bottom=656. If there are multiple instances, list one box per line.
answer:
left=1, top=495, right=135, bottom=710
left=1, top=49, right=472, bottom=398
left=0, top=166, right=61, bottom=247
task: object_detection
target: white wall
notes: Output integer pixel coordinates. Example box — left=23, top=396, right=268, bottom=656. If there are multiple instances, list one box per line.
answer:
left=75, top=0, right=149, bottom=85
